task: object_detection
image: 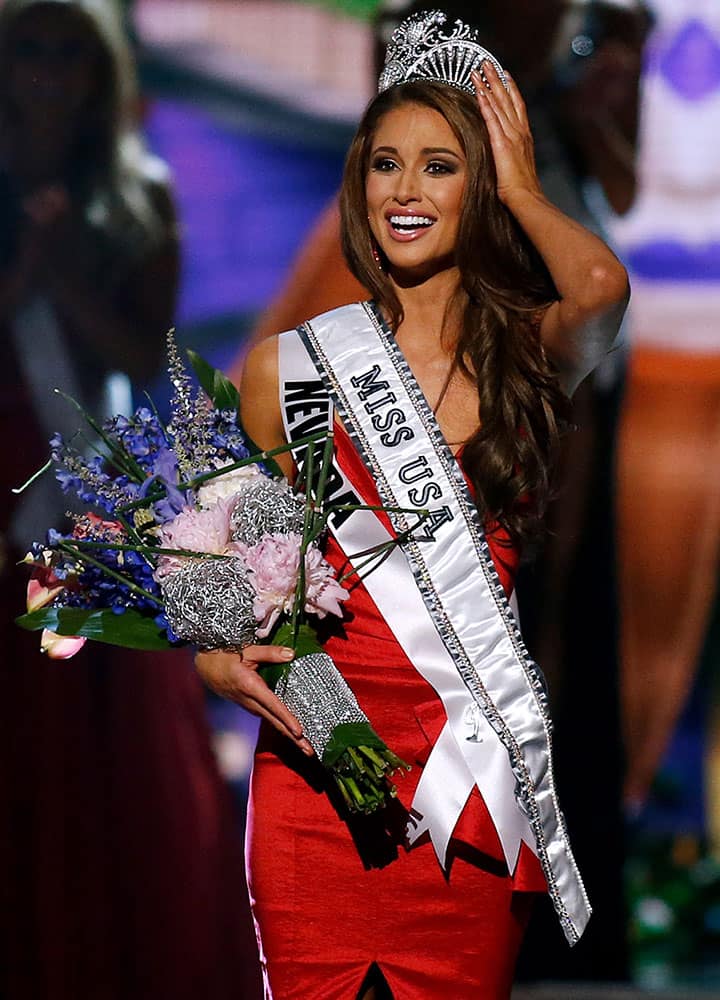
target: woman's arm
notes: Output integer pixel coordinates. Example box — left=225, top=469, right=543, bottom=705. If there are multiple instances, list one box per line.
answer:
left=238, top=335, right=295, bottom=480
left=475, top=63, right=630, bottom=391
left=196, top=335, right=311, bottom=752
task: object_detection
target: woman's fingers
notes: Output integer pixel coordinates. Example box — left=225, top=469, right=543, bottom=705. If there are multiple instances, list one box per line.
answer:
left=241, top=643, right=295, bottom=665
left=476, top=62, right=515, bottom=125
left=244, top=698, right=314, bottom=755
left=240, top=680, right=315, bottom=755
left=474, top=74, right=503, bottom=130
left=472, top=62, right=541, bottom=205
left=194, top=647, right=314, bottom=756
left=505, top=72, right=530, bottom=129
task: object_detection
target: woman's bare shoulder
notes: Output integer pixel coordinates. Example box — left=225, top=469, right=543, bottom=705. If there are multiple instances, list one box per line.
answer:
left=242, top=333, right=279, bottom=379
left=239, top=335, right=290, bottom=465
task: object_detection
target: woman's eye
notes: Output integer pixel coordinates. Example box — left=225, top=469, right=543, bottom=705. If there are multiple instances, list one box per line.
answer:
left=371, top=158, right=398, bottom=172
left=426, top=161, right=454, bottom=176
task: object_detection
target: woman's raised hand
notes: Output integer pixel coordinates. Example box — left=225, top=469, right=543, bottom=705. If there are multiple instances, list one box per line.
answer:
left=472, top=61, right=542, bottom=207
left=195, top=645, right=315, bottom=756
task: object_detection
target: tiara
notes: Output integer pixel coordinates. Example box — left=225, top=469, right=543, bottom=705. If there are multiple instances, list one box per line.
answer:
left=378, top=9, right=508, bottom=96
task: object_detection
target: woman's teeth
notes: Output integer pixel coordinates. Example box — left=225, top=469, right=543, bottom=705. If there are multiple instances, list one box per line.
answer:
left=389, top=215, right=434, bottom=233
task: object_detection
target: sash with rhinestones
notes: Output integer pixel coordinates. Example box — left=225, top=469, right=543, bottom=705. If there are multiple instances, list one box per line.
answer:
left=278, top=302, right=591, bottom=944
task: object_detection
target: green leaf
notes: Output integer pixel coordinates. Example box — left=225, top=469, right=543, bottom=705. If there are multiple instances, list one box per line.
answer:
left=322, top=722, right=388, bottom=766
left=187, top=349, right=240, bottom=411
left=187, top=348, right=283, bottom=479
left=258, top=623, right=322, bottom=690
left=274, top=622, right=323, bottom=658
left=15, top=607, right=174, bottom=651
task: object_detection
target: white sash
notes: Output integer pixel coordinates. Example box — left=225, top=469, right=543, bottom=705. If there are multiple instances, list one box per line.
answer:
left=278, top=302, right=591, bottom=945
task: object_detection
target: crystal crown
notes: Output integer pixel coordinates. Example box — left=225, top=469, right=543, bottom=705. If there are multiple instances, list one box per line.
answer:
left=378, top=9, right=507, bottom=96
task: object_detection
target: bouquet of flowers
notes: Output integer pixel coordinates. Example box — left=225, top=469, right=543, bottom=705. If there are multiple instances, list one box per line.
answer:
left=16, top=334, right=414, bottom=814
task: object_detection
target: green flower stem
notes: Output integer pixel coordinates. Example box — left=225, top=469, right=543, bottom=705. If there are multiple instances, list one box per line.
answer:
left=12, top=458, right=53, bottom=495
left=358, top=746, right=387, bottom=777
left=290, top=442, right=316, bottom=645
left=327, top=503, right=430, bottom=517
left=337, top=513, right=433, bottom=584
left=181, top=430, right=328, bottom=491
left=347, top=745, right=365, bottom=775
left=335, top=777, right=355, bottom=812
left=339, top=543, right=393, bottom=583
left=57, top=542, right=161, bottom=605
left=116, top=490, right=164, bottom=515
left=114, top=512, right=148, bottom=552
left=338, top=538, right=408, bottom=584
left=63, top=538, right=235, bottom=563
left=329, top=744, right=409, bottom=815
left=367, top=745, right=408, bottom=773
left=342, top=774, right=365, bottom=810
left=293, top=458, right=307, bottom=493
left=53, top=389, right=146, bottom=483
left=312, top=430, right=336, bottom=533
left=115, top=430, right=330, bottom=516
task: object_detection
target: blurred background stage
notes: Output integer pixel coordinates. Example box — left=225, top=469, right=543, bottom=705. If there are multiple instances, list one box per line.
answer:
left=3, top=0, right=720, bottom=997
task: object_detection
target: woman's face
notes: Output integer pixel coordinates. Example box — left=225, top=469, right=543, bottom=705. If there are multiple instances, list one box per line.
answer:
left=365, top=102, right=467, bottom=282
left=7, top=7, right=100, bottom=125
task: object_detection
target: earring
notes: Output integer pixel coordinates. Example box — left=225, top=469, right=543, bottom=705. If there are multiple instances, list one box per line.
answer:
left=371, top=238, right=384, bottom=271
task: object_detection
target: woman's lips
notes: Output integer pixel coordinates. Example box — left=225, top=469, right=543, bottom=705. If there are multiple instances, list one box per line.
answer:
left=385, top=213, right=436, bottom=242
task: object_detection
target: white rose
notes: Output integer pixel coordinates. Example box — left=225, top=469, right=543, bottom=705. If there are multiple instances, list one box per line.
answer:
left=197, top=463, right=262, bottom=508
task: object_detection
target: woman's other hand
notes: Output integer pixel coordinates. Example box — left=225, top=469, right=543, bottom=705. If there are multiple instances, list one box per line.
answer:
left=472, top=62, right=542, bottom=207
left=195, top=645, right=315, bottom=757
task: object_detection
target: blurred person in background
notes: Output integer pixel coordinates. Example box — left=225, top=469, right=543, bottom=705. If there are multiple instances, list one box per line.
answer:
left=227, top=0, right=650, bottom=983
left=615, top=0, right=720, bottom=822
left=0, top=1, right=258, bottom=997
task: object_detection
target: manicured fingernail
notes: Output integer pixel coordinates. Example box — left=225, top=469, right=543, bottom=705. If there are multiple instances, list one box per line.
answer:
left=281, top=647, right=295, bottom=659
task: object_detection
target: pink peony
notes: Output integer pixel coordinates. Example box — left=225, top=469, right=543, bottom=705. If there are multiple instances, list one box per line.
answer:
left=303, top=545, right=348, bottom=620
left=244, top=532, right=348, bottom=638
left=243, top=533, right=300, bottom=637
left=154, top=496, right=240, bottom=581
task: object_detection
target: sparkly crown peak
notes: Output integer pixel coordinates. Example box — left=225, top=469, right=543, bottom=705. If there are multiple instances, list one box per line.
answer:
left=378, top=9, right=507, bottom=96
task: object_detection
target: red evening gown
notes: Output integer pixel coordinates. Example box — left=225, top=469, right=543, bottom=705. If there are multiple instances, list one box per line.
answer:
left=246, top=422, right=546, bottom=1000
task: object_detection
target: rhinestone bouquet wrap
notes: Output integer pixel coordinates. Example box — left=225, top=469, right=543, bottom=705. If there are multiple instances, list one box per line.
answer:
left=275, top=652, right=367, bottom=759
left=158, top=456, right=408, bottom=813
left=17, top=335, right=410, bottom=813
left=160, top=558, right=256, bottom=649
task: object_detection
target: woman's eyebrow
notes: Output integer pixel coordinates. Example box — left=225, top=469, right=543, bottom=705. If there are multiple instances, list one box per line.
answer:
left=421, top=147, right=462, bottom=158
left=371, top=145, right=462, bottom=158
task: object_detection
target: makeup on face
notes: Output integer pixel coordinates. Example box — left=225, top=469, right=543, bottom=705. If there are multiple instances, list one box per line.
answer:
left=366, top=103, right=466, bottom=277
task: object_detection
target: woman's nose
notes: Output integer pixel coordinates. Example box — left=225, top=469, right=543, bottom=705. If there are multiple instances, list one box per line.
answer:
left=393, top=169, right=421, bottom=204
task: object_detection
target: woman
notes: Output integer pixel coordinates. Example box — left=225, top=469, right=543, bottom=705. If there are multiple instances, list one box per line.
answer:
left=0, top=2, right=257, bottom=997
left=615, top=0, right=720, bottom=815
left=197, top=11, right=629, bottom=999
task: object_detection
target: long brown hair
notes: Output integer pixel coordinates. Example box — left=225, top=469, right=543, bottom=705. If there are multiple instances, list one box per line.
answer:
left=339, top=81, right=571, bottom=548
